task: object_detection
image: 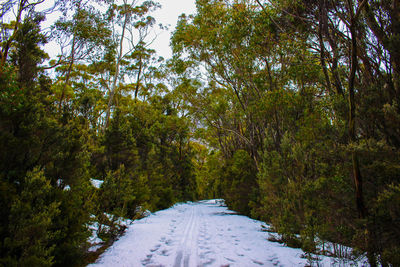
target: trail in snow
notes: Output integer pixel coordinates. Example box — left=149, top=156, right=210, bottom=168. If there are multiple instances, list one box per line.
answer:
left=89, top=200, right=360, bottom=267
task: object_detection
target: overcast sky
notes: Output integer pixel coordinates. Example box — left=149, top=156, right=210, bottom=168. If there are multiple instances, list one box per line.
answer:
left=38, top=0, right=196, bottom=61
left=150, top=0, right=196, bottom=59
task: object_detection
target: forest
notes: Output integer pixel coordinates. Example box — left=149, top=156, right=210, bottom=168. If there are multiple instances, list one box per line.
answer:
left=1, top=0, right=399, bottom=266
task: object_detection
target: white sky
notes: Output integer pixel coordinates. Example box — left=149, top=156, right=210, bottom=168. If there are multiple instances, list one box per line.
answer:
left=150, top=0, right=196, bottom=59
left=36, top=0, right=196, bottom=61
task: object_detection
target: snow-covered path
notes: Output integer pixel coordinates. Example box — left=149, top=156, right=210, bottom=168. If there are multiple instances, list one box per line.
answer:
left=89, top=200, right=337, bottom=267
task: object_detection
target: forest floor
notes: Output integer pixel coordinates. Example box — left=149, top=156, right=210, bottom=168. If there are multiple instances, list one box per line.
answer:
left=88, top=200, right=366, bottom=267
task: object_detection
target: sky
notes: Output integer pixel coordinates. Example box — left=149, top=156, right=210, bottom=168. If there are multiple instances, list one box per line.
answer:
left=35, top=0, right=197, bottom=61
left=150, top=0, right=197, bottom=59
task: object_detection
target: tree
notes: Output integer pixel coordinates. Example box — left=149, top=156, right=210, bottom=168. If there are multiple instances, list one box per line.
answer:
left=52, top=0, right=112, bottom=111
left=2, top=168, right=59, bottom=267
left=103, top=0, right=160, bottom=129
left=171, top=0, right=400, bottom=265
left=0, top=0, right=47, bottom=71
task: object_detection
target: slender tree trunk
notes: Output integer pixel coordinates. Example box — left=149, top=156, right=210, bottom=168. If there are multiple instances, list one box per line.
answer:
left=134, top=55, right=143, bottom=100
left=58, top=35, right=76, bottom=111
left=319, top=7, right=345, bottom=97
left=348, top=19, right=366, bottom=219
left=348, top=2, right=376, bottom=265
left=390, top=0, right=400, bottom=96
left=318, top=0, right=333, bottom=94
left=363, top=0, right=400, bottom=96
left=104, top=9, right=129, bottom=130
left=0, top=0, right=26, bottom=72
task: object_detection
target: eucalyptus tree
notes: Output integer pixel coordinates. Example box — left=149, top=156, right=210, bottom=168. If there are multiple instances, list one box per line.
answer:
left=172, top=0, right=324, bottom=162
left=52, top=0, right=112, bottom=111
left=102, top=0, right=160, bottom=129
left=0, top=0, right=48, bottom=72
left=172, top=0, right=400, bottom=265
left=171, top=0, right=316, bottom=216
left=253, top=1, right=400, bottom=264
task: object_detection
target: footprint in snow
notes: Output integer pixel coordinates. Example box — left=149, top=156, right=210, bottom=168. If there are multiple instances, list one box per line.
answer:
left=268, top=254, right=278, bottom=261
left=159, top=249, right=169, bottom=256
left=141, top=254, right=153, bottom=266
left=252, top=259, right=264, bottom=265
left=199, top=250, right=212, bottom=258
left=225, top=257, right=235, bottom=262
left=165, top=239, right=173, bottom=246
left=201, top=258, right=216, bottom=266
left=268, top=255, right=281, bottom=266
left=150, top=244, right=161, bottom=252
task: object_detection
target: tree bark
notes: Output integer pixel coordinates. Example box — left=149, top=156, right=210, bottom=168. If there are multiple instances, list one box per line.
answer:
left=58, top=35, right=76, bottom=112
left=318, top=0, right=333, bottom=94
left=349, top=2, right=376, bottom=265
left=362, top=0, right=400, bottom=95
left=348, top=18, right=366, bottom=219
left=134, top=54, right=143, bottom=100
left=0, top=0, right=27, bottom=71
left=104, top=7, right=129, bottom=130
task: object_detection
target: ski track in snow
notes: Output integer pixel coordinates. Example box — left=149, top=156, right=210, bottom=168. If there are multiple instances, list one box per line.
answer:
left=89, top=200, right=346, bottom=267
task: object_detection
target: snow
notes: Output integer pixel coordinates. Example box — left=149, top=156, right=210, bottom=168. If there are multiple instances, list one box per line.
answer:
left=87, top=220, right=105, bottom=252
left=89, top=199, right=366, bottom=267
left=87, top=213, right=136, bottom=253
left=90, top=179, right=104, bottom=189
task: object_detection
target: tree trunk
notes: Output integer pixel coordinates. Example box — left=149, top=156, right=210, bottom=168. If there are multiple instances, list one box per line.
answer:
left=363, top=0, right=400, bottom=96
left=104, top=9, right=128, bottom=130
left=0, top=0, right=26, bottom=71
left=348, top=20, right=366, bottom=218
left=318, top=0, right=333, bottom=94
left=134, top=55, right=143, bottom=100
left=348, top=2, right=376, bottom=265
left=58, top=35, right=76, bottom=112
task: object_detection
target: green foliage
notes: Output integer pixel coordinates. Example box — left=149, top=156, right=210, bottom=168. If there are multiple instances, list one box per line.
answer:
left=171, top=0, right=400, bottom=265
left=1, top=168, right=59, bottom=267
left=99, top=165, right=145, bottom=218
left=2, top=0, right=400, bottom=265
left=223, top=150, right=257, bottom=216
left=194, top=146, right=223, bottom=200
left=1, top=2, right=194, bottom=265
left=10, top=14, right=48, bottom=89
left=372, top=183, right=400, bottom=265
